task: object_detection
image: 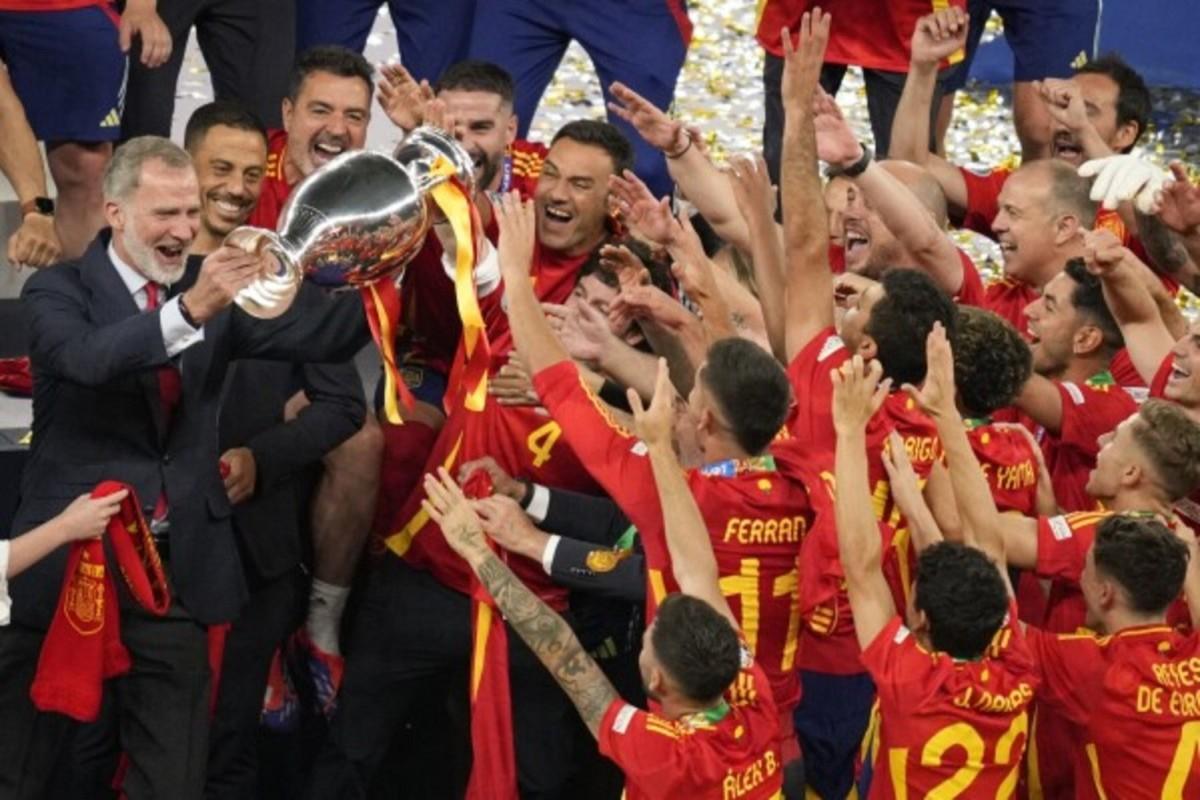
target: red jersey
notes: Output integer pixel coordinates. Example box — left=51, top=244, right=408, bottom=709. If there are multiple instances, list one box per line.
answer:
left=958, top=164, right=1180, bottom=294
left=786, top=328, right=943, bottom=673
left=1035, top=510, right=1113, bottom=633
left=598, top=649, right=783, bottom=800
left=1111, top=347, right=1149, bottom=391
left=981, top=276, right=1039, bottom=336
left=862, top=611, right=1038, bottom=799
left=967, top=420, right=1040, bottom=516
left=827, top=244, right=984, bottom=307
left=1026, top=624, right=1200, bottom=798
left=247, top=129, right=292, bottom=230
left=756, top=0, right=964, bottom=72
left=1037, top=371, right=1139, bottom=513
left=532, top=360, right=821, bottom=716
left=384, top=393, right=601, bottom=608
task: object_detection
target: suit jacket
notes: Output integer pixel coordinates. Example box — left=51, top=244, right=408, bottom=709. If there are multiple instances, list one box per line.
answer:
left=10, top=232, right=369, bottom=627
left=218, top=355, right=364, bottom=583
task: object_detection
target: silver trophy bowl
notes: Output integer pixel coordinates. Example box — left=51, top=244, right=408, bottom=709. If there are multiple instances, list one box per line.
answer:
left=227, top=126, right=475, bottom=319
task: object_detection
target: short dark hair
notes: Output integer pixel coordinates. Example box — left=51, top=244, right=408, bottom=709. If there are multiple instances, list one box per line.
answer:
left=288, top=46, right=374, bottom=102
left=651, top=593, right=741, bottom=703
left=1064, top=258, right=1123, bottom=354
left=551, top=119, right=635, bottom=177
left=953, top=307, right=1032, bottom=417
left=1131, top=400, right=1200, bottom=501
left=699, top=338, right=791, bottom=455
left=434, top=60, right=515, bottom=105
left=1075, top=54, right=1152, bottom=150
left=183, top=101, right=266, bottom=153
left=914, top=543, right=1009, bottom=660
left=865, top=269, right=958, bottom=387
left=1093, top=515, right=1189, bottom=614
left=577, top=237, right=673, bottom=295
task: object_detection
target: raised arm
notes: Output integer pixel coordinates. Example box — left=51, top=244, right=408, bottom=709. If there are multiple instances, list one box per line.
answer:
left=780, top=10, right=835, bottom=359
left=1084, top=228, right=1178, bottom=383
left=494, top=192, right=573, bottom=374
left=607, top=82, right=751, bottom=252
left=813, top=88, right=966, bottom=295
left=830, top=356, right=897, bottom=649
left=887, top=8, right=971, bottom=216
left=907, top=324, right=1038, bottom=568
left=728, top=154, right=789, bottom=360
left=424, top=469, right=618, bottom=738
left=629, top=359, right=736, bottom=626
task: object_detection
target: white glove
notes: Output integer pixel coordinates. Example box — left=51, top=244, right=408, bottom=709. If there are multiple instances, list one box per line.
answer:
left=1078, top=154, right=1168, bottom=215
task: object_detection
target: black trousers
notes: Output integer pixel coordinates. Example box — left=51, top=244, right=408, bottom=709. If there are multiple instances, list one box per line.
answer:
left=0, top=603, right=211, bottom=800
left=205, top=565, right=307, bottom=800
left=309, top=557, right=584, bottom=799
left=120, top=0, right=295, bottom=138
left=762, top=54, right=947, bottom=189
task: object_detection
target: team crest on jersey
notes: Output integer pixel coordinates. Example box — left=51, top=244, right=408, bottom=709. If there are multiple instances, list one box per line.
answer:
left=1049, top=515, right=1073, bottom=541
left=817, top=335, right=845, bottom=363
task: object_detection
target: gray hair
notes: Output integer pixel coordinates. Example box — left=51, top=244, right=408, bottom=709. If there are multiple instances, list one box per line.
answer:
left=102, top=136, right=194, bottom=202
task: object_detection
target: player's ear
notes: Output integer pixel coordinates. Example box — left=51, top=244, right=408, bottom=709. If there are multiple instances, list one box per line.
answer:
left=505, top=111, right=517, bottom=144
left=1120, top=460, right=1143, bottom=490
left=857, top=334, right=878, bottom=361
left=104, top=199, right=125, bottom=233
left=1073, top=324, right=1104, bottom=358
left=281, top=97, right=295, bottom=133
left=1053, top=213, right=1082, bottom=247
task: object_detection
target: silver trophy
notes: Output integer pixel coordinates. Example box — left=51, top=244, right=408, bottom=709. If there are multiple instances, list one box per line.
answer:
left=226, top=126, right=475, bottom=318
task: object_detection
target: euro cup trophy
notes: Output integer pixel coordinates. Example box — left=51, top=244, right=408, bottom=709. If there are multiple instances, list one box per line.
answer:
left=223, top=126, right=486, bottom=420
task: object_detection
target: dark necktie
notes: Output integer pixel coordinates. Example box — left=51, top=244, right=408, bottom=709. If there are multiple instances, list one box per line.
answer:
left=143, top=282, right=179, bottom=527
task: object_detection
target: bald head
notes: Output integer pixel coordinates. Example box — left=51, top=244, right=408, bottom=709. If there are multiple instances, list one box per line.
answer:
left=880, top=160, right=949, bottom=227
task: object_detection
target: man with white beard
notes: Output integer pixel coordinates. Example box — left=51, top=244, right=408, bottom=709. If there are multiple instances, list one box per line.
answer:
left=0, top=136, right=369, bottom=799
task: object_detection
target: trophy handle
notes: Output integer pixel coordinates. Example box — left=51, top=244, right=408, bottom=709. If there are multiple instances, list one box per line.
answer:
left=225, top=226, right=303, bottom=320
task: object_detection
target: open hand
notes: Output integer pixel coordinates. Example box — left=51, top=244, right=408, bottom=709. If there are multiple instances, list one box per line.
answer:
left=831, top=355, right=889, bottom=433
left=494, top=191, right=537, bottom=282
left=780, top=8, right=832, bottom=113
left=422, top=467, right=486, bottom=557
left=628, top=357, right=676, bottom=448
left=1152, top=161, right=1200, bottom=235
left=727, top=153, right=777, bottom=226
left=902, top=322, right=956, bottom=418
left=812, top=88, right=863, bottom=168
left=377, top=63, right=434, bottom=132
left=608, top=81, right=687, bottom=154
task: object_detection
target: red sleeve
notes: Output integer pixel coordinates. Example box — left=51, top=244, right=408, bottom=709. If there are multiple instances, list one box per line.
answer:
left=597, top=700, right=689, bottom=794
left=785, top=327, right=847, bottom=452
left=1023, top=627, right=1096, bottom=724
left=1055, top=381, right=1138, bottom=455
left=828, top=242, right=846, bottom=275
left=1149, top=353, right=1174, bottom=399
left=859, top=615, right=925, bottom=712
left=1109, top=348, right=1147, bottom=390
left=1035, top=515, right=1094, bottom=582
left=953, top=249, right=986, bottom=307
left=532, top=360, right=665, bottom=561
left=958, top=167, right=1011, bottom=238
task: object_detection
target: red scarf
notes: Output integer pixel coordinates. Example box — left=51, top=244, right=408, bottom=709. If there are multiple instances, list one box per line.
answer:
left=30, top=481, right=170, bottom=722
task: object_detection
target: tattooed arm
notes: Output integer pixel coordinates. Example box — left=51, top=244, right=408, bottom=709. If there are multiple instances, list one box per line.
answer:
left=422, top=468, right=619, bottom=738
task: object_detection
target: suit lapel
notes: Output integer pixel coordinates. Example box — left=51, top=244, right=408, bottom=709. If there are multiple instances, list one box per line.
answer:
left=81, top=233, right=168, bottom=441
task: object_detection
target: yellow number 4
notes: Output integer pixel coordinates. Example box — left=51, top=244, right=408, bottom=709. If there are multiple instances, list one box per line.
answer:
left=526, top=421, right=562, bottom=468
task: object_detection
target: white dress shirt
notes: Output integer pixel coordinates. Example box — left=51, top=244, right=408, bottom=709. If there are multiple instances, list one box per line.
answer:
left=107, top=243, right=205, bottom=357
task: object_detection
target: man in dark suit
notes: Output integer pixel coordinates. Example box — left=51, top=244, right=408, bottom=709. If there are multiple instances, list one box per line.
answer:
left=0, top=134, right=368, bottom=800
left=172, top=100, right=368, bottom=797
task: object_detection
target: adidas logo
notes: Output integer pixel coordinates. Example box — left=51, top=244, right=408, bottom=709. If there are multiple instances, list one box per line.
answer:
left=1070, top=50, right=1089, bottom=69
left=99, top=108, right=121, bottom=128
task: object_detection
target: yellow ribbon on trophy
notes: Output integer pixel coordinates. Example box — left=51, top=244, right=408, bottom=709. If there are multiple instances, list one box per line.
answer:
left=426, top=156, right=490, bottom=412
left=362, top=279, right=409, bottom=425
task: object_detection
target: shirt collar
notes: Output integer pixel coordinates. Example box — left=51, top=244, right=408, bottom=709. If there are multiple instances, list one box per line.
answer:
left=107, top=241, right=150, bottom=299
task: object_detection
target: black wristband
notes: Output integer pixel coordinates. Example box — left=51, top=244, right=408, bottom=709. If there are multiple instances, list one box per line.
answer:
left=517, top=479, right=534, bottom=510
left=665, top=132, right=693, bottom=160
left=831, top=144, right=873, bottom=178
left=177, top=293, right=200, bottom=329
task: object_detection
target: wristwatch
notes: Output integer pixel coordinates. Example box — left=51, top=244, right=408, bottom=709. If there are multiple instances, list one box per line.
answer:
left=20, top=197, right=55, bottom=217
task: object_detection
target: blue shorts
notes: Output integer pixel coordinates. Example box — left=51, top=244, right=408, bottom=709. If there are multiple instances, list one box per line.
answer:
left=793, top=670, right=876, bottom=799
left=0, top=5, right=127, bottom=142
left=943, top=0, right=1100, bottom=91
left=374, top=360, right=448, bottom=412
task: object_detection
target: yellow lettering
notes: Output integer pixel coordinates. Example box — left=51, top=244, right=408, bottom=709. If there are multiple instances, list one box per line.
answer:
left=1139, top=684, right=1165, bottom=714
left=525, top=421, right=562, bottom=468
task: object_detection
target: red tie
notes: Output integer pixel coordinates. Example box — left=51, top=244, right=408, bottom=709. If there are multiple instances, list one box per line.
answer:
left=143, top=282, right=179, bottom=525
left=143, top=283, right=181, bottom=422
